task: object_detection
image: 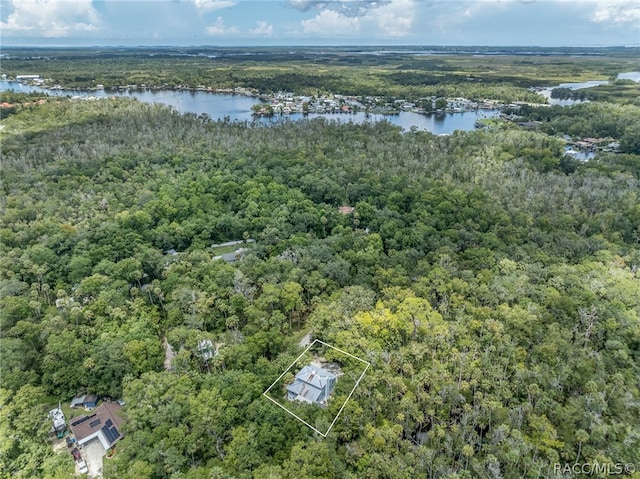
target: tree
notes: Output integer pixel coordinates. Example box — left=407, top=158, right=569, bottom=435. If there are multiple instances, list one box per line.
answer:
left=281, top=281, right=303, bottom=330
left=223, top=426, right=264, bottom=474
left=435, top=98, right=448, bottom=110
left=0, top=385, right=56, bottom=479
left=282, top=441, right=340, bottom=479
left=41, top=330, right=88, bottom=397
left=620, top=125, right=640, bottom=154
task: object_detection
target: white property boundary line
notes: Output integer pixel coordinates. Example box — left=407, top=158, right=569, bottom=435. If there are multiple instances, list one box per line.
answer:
left=263, top=339, right=371, bottom=437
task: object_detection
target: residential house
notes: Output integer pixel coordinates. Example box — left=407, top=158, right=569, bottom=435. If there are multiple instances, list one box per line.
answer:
left=286, top=365, right=337, bottom=406
left=213, top=248, right=247, bottom=263
left=68, top=402, right=123, bottom=451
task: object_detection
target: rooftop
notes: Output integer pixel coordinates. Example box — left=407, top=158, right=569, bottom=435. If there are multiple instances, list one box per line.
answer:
left=338, top=205, right=354, bottom=215
left=69, top=401, right=123, bottom=447
left=286, top=364, right=337, bottom=405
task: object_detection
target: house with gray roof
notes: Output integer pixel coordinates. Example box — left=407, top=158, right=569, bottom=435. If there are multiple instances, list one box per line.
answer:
left=213, top=248, right=248, bottom=263
left=286, top=365, right=337, bottom=406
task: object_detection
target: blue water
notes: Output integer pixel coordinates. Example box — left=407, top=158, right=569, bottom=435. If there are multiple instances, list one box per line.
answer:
left=0, top=80, right=499, bottom=134
left=616, top=71, right=640, bottom=82
left=540, top=72, right=640, bottom=105
left=554, top=80, right=609, bottom=90
left=538, top=80, right=608, bottom=105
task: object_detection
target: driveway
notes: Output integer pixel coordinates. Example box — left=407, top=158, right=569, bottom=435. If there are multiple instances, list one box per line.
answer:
left=82, top=439, right=105, bottom=477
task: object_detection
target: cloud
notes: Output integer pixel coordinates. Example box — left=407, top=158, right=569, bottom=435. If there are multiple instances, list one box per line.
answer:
left=249, top=20, right=274, bottom=36
left=193, top=0, right=236, bottom=11
left=206, top=16, right=240, bottom=35
left=427, top=1, right=494, bottom=34
left=470, top=0, right=640, bottom=26
left=301, top=9, right=360, bottom=34
left=289, top=0, right=391, bottom=17
left=288, top=0, right=324, bottom=12
left=591, top=1, right=640, bottom=24
left=367, top=0, right=415, bottom=37
left=0, top=0, right=101, bottom=38
left=300, top=0, right=415, bottom=37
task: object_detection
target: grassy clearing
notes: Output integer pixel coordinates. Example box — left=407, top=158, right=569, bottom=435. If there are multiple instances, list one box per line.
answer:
left=210, top=244, right=241, bottom=255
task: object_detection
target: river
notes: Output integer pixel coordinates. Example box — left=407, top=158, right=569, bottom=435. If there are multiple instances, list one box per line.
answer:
left=538, top=72, right=640, bottom=105
left=0, top=80, right=499, bottom=134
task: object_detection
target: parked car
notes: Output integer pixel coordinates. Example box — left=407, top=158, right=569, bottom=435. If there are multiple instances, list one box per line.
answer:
left=71, top=448, right=81, bottom=461
left=77, top=459, right=88, bottom=474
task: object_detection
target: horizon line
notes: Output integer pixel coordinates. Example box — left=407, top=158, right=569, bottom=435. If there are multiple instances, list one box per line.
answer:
left=2, top=43, right=639, bottom=49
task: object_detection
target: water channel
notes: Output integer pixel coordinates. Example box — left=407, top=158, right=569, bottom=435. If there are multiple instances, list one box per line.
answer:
left=538, top=72, right=640, bottom=105
left=0, top=80, right=499, bottom=135
left=3, top=71, right=637, bottom=136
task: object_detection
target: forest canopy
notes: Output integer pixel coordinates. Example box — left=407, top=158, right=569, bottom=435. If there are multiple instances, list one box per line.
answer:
left=0, top=90, right=639, bottom=479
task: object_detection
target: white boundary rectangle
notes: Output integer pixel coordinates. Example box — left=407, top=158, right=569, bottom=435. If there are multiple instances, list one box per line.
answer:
left=263, top=338, right=370, bottom=437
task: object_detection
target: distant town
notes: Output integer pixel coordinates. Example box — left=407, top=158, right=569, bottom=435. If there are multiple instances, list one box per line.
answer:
left=249, top=91, right=510, bottom=116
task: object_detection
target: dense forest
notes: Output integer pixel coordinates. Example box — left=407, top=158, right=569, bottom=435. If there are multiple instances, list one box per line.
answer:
left=0, top=86, right=639, bottom=479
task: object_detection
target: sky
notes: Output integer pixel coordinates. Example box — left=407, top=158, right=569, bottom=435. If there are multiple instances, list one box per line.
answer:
left=0, top=0, right=638, bottom=47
